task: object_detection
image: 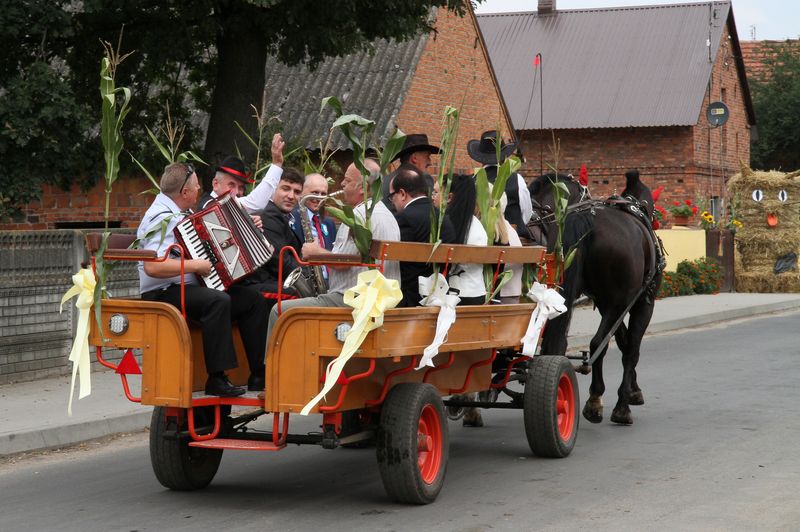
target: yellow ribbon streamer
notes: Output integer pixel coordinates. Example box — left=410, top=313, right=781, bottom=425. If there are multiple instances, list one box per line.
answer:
left=300, top=270, right=402, bottom=415
left=60, top=268, right=97, bottom=416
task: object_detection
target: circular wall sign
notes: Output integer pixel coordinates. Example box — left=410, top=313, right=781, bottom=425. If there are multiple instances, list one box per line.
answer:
left=706, top=101, right=730, bottom=127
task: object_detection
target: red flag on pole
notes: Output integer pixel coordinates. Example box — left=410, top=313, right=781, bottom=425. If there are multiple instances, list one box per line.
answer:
left=533, top=55, right=540, bottom=67
left=579, top=164, right=589, bottom=186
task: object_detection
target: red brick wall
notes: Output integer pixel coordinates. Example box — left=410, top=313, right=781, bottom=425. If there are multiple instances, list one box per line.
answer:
left=1, top=177, right=153, bottom=230
left=396, top=8, right=514, bottom=174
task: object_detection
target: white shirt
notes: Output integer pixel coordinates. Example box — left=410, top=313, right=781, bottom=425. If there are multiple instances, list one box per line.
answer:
left=136, top=193, right=199, bottom=293
left=517, top=173, right=533, bottom=225
left=448, top=216, right=488, bottom=299
left=204, top=164, right=284, bottom=212
left=327, top=201, right=401, bottom=294
left=500, top=219, right=523, bottom=298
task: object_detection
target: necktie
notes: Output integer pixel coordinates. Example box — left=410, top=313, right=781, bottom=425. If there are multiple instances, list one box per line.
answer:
left=312, top=214, right=325, bottom=248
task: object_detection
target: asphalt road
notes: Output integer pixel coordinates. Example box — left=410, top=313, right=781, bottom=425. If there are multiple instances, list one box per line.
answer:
left=2, top=311, right=799, bottom=531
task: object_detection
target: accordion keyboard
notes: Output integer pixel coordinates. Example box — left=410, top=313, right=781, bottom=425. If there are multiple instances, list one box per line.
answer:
left=175, top=219, right=226, bottom=290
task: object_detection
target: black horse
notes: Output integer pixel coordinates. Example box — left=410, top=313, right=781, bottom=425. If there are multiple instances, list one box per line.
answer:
left=528, top=173, right=662, bottom=425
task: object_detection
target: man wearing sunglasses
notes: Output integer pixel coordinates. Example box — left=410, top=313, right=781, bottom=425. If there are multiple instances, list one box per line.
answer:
left=198, top=133, right=286, bottom=216
left=136, top=162, right=269, bottom=397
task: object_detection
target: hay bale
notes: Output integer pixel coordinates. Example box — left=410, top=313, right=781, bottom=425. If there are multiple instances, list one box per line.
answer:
left=728, top=168, right=800, bottom=292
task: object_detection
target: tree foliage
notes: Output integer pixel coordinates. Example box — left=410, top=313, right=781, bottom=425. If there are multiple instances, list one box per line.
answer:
left=0, top=0, right=472, bottom=219
left=750, top=45, right=800, bottom=171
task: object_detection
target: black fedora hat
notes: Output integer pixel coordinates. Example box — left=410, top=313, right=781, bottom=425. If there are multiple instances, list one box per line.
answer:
left=467, top=130, right=519, bottom=166
left=392, top=133, right=442, bottom=162
left=216, top=155, right=253, bottom=184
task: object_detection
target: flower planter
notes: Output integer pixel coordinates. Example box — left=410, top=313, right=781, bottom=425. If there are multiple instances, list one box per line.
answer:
left=672, top=215, right=691, bottom=226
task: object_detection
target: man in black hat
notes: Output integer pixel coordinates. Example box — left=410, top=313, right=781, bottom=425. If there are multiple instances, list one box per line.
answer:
left=381, top=133, right=441, bottom=212
left=197, top=133, right=286, bottom=213
left=467, top=130, right=533, bottom=240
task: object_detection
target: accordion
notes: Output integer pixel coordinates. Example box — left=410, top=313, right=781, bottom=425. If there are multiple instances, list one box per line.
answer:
left=174, top=192, right=274, bottom=290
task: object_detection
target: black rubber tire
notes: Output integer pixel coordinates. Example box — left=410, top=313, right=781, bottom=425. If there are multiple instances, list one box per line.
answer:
left=149, top=406, right=223, bottom=490
left=523, top=355, right=579, bottom=458
left=376, top=383, right=448, bottom=504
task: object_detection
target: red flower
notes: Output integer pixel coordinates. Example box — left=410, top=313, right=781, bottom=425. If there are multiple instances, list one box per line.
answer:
left=653, top=219, right=660, bottom=230
left=652, top=186, right=664, bottom=202
left=673, top=201, right=681, bottom=206
left=691, top=206, right=698, bottom=214
left=685, top=199, right=692, bottom=206
left=656, top=205, right=667, bottom=214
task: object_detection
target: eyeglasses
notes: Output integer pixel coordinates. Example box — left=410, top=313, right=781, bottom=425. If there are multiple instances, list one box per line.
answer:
left=387, top=190, right=398, bottom=200
left=180, top=163, right=195, bottom=193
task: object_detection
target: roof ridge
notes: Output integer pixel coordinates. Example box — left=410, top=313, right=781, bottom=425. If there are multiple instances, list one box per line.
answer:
left=476, top=1, right=731, bottom=18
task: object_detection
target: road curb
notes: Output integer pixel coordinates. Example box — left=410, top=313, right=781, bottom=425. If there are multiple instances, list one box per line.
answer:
left=0, top=410, right=151, bottom=457
left=568, top=298, right=800, bottom=350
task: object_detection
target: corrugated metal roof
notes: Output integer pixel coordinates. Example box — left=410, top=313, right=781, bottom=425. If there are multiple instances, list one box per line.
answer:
left=478, top=2, right=732, bottom=130
left=262, top=34, right=429, bottom=150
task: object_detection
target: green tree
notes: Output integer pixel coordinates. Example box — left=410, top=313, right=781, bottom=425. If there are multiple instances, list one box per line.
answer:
left=750, top=45, right=800, bottom=171
left=0, top=0, right=472, bottom=220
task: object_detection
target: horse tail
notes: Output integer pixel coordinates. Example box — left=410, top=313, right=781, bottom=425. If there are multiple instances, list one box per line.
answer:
left=540, top=212, right=594, bottom=356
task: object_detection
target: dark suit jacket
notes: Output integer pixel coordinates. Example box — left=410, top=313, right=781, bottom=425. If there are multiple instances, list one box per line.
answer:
left=289, top=206, right=337, bottom=250
left=247, top=202, right=303, bottom=293
left=394, top=197, right=456, bottom=307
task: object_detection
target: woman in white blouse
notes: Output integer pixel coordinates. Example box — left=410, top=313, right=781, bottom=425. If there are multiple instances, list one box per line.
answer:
left=443, top=174, right=488, bottom=305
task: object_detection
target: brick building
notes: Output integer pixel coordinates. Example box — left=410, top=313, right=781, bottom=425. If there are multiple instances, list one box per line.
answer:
left=478, top=1, right=755, bottom=220
left=262, top=7, right=513, bottom=174
left=740, top=39, right=800, bottom=83
left=1, top=7, right=511, bottom=231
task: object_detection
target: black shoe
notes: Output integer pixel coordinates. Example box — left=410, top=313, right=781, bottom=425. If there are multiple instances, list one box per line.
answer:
left=205, top=375, right=246, bottom=397
left=247, top=373, right=265, bottom=392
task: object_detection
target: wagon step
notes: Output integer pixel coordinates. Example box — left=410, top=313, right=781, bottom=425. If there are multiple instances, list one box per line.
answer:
left=188, top=438, right=286, bottom=451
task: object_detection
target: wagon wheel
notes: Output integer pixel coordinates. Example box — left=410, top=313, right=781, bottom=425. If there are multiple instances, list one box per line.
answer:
left=523, top=356, right=579, bottom=458
left=150, top=406, right=223, bottom=490
left=376, top=383, right=449, bottom=504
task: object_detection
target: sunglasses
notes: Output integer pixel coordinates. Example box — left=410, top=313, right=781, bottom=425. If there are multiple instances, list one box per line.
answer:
left=180, top=163, right=195, bottom=192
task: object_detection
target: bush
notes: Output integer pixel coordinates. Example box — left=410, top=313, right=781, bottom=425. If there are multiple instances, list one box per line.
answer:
left=676, top=257, right=724, bottom=294
left=657, top=271, right=695, bottom=298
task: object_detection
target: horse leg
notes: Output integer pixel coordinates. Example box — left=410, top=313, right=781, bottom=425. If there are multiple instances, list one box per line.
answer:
left=582, top=309, right=618, bottom=423
left=611, top=298, right=654, bottom=424
left=614, top=323, right=643, bottom=404
left=454, top=392, right=484, bottom=427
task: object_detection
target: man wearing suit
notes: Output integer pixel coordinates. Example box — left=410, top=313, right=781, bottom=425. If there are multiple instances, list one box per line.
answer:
left=381, top=133, right=440, bottom=213
left=247, top=168, right=305, bottom=295
left=389, top=167, right=456, bottom=308
left=289, top=173, right=337, bottom=251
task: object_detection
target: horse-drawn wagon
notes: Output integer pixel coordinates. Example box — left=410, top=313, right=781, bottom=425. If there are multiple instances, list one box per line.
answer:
left=86, top=235, right=578, bottom=504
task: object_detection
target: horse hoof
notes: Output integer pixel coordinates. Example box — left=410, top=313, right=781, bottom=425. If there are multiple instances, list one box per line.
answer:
left=610, top=409, right=633, bottom=425
left=463, top=416, right=484, bottom=428
left=628, top=391, right=645, bottom=406
left=582, top=403, right=603, bottom=424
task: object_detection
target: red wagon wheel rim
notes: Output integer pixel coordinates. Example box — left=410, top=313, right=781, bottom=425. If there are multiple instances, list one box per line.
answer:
left=417, top=404, right=443, bottom=484
left=556, top=373, right=576, bottom=441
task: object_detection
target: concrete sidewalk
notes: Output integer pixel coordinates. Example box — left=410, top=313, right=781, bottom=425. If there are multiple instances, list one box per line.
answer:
left=2, top=292, right=799, bottom=457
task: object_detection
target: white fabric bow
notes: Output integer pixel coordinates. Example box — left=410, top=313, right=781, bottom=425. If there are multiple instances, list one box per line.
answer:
left=417, top=273, right=461, bottom=369
left=520, top=282, right=567, bottom=356
left=60, top=268, right=97, bottom=415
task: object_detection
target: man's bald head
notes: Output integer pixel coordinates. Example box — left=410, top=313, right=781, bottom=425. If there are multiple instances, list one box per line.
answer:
left=303, top=173, right=329, bottom=196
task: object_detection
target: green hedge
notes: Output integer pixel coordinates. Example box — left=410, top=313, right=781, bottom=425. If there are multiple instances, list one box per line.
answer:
left=658, top=257, right=723, bottom=298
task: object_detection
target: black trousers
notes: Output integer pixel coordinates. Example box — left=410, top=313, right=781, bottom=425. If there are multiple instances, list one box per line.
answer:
left=142, top=284, right=268, bottom=375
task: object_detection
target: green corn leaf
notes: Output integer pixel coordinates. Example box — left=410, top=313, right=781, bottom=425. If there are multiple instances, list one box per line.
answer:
left=379, top=128, right=407, bottom=172
left=321, top=96, right=343, bottom=117
left=131, top=154, right=160, bottom=192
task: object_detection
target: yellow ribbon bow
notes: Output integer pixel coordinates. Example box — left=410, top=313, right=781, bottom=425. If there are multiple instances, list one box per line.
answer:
left=60, top=268, right=97, bottom=416
left=300, top=269, right=402, bottom=415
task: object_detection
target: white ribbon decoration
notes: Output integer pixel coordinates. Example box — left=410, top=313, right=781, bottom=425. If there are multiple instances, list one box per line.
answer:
left=520, top=281, right=567, bottom=357
left=60, top=268, right=97, bottom=416
left=417, top=273, right=460, bottom=369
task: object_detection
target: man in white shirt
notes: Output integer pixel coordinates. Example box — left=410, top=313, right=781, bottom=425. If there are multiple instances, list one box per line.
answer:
left=137, top=162, right=269, bottom=397
left=265, top=158, right=400, bottom=344
left=197, top=133, right=286, bottom=213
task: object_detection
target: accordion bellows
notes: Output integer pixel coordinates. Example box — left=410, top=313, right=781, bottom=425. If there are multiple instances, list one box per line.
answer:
left=175, top=192, right=274, bottom=290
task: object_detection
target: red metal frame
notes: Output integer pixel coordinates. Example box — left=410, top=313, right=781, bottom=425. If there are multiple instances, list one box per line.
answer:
left=318, top=359, right=377, bottom=412
left=365, top=356, right=418, bottom=407
left=275, top=245, right=384, bottom=315
left=423, top=352, right=455, bottom=383
left=490, top=355, right=530, bottom=390
left=188, top=405, right=221, bottom=441
left=448, top=348, right=497, bottom=394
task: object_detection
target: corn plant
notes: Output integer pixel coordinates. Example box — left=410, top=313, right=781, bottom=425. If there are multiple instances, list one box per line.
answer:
left=320, top=96, right=405, bottom=260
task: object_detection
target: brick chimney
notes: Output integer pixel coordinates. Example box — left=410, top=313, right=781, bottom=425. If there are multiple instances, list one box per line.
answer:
left=538, top=0, right=556, bottom=14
